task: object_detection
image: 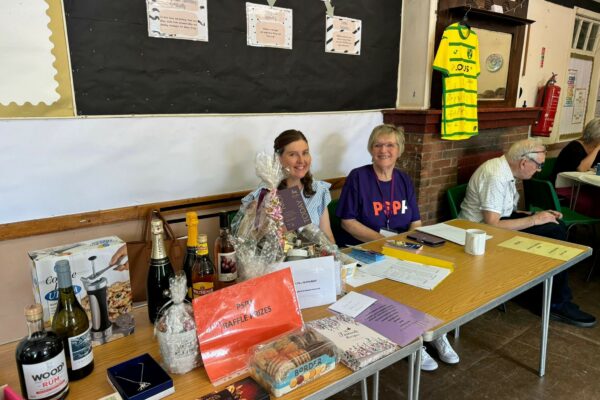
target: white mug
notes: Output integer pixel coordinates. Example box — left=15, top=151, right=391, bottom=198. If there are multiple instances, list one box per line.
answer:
left=465, top=229, right=486, bottom=255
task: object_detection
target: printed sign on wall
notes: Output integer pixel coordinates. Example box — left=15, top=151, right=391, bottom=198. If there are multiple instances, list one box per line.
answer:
left=325, top=15, right=362, bottom=56
left=146, top=0, right=208, bottom=42
left=246, top=2, right=293, bottom=50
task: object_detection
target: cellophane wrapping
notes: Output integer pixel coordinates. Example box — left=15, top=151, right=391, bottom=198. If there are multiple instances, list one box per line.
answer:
left=154, top=272, right=201, bottom=374
left=231, top=153, right=287, bottom=281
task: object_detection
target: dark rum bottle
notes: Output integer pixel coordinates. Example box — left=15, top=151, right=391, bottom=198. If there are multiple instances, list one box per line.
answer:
left=214, top=212, right=237, bottom=288
left=147, top=218, right=175, bottom=323
left=182, top=212, right=199, bottom=301
left=52, top=260, right=94, bottom=381
left=191, top=234, right=215, bottom=298
left=16, top=304, right=69, bottom=400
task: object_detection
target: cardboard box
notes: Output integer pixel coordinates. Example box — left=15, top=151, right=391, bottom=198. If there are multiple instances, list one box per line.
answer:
left=28, top=236, right=134, bottom=346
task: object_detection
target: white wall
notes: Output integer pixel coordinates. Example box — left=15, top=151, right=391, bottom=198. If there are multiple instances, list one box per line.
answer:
left=520, top=1, right=575, bottom=142
left=396, top=0, right=438, bottom=109
left=0, top=113, right=379, bottom=224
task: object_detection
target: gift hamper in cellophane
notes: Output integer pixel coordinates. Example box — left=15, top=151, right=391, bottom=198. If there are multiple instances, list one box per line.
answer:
left=248, top=327, right=338, bottom=397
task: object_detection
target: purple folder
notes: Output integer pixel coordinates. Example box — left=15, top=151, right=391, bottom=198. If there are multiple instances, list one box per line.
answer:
left=355, top=290, right=443, bottom=346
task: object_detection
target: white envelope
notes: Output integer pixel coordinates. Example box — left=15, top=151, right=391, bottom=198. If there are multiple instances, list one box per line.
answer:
left=272, top=256, right=337, bottom=309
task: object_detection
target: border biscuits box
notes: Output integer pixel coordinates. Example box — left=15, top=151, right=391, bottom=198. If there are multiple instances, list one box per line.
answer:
left=28, top=236, right=135, bottom=346
left=249, top=328, right=338, bottom=397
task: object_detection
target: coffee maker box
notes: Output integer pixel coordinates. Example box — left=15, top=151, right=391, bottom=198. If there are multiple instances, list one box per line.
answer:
left=28, top=236, right=135, bottom=346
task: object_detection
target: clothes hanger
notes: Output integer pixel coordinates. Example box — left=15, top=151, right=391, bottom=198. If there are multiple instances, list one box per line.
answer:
left=459, top=5, right=471, bottom=29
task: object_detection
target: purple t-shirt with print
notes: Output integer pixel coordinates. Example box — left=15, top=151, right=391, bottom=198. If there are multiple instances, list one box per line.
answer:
left=336, top=164, right=420, bottom=246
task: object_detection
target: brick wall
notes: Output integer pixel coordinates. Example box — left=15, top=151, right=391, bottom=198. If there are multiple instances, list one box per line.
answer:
left=395, top=126, right=530, bottom=225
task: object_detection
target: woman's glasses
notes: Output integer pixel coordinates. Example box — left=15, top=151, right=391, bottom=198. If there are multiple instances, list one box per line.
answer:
left=373, top=143, right=398, bottom=150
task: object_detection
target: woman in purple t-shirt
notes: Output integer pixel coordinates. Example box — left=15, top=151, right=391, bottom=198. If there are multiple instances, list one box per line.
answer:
left=336, top=124, right=459, bottom=371
left=336, top=124, right=422, bottom=246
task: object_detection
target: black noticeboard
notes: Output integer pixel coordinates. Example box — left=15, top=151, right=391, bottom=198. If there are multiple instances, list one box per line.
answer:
left=64, top=0, right=402, bottom=115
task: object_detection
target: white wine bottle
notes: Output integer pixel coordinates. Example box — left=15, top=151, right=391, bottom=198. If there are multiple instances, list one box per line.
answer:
left=182, top=212, right=199, bottom=301
left=52, top=260, right=94, bottom=380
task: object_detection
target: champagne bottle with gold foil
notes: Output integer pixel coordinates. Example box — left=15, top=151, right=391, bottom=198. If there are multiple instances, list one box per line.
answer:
left=147, top=219, right=175, bottom=323
left=52, top=260, right=94, bottom=381
left=182, top=212, right=199, bottom=301
left=191, top=234, right=215, bottom=298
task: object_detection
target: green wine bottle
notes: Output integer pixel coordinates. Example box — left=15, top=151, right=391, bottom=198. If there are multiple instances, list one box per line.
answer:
left=52, top=260, right=94, bottom=381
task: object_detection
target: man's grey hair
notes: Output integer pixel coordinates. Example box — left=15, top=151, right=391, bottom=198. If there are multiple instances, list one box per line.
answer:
left=582, top=118, right=600, bottom=144
left=505, top=138, right=545, bottom=163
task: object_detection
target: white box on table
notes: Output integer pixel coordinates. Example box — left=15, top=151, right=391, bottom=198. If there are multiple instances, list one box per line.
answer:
left=28, top=236, right=134, bottom=346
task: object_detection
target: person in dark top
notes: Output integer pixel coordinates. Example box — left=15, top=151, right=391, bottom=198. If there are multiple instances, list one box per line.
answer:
left=550, top=118, right=600, bottom=217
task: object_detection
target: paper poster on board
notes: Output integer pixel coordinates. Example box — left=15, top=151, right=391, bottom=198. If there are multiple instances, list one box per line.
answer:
left=565, top=69, right=576, bottom=107
left=146, top=0, right=208, bottom=42
left=572, top=88, right=587, bottom=124
left=325, top=15, right=362, bottom=55
left=246, top=2, right=293, bottom=50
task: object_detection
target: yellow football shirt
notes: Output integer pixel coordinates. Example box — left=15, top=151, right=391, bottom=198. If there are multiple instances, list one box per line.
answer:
left=433, top=23, right=480, bottom=140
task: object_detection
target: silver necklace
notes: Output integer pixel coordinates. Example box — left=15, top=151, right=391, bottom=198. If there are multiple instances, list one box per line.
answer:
left=115, top=363, right=151, bottom=391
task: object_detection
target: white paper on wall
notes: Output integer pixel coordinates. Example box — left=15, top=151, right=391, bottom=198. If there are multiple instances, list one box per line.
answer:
left=146, top=0, right=208, bottom=42
left=246, top=2, right=293, bottom=50
left=0, top=0, right=59, bottom=106
left=325, top=15, right=362, bottom=56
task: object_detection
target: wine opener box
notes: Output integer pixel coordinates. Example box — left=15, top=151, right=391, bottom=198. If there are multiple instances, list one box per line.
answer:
left=28, top=236, right=135, bottom=346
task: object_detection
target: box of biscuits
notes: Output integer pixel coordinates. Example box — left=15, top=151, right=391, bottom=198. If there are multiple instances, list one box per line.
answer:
left=28, top=236, right=134, bottom=346
left=248, top=327, right=338, bottom=397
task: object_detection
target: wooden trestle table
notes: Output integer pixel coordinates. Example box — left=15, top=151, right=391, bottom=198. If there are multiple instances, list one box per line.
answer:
left=0, top=219, right=590, bottom=400
left=0, top=299, right=422, bottom=400
left=357, top=219, right=592, bottom=399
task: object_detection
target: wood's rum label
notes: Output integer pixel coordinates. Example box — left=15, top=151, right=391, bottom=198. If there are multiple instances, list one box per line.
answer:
left=21, top=351, right=69, bottom=399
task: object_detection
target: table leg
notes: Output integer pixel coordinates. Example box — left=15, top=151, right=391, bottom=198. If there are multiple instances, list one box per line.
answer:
left=572, top=183, right=582, bottom=211
left=539, top=276, right=554, bottom=377
left=454, top=326, right=460, bottom=338
left=371, top=371, right=379, bottom=400
left=361, top=378, right=368, bottom=400
left=408, top=352, right=415, bottom=400
left=569, top=183, right=575, bottom=209
left=413, top=346, right=422, bottom=400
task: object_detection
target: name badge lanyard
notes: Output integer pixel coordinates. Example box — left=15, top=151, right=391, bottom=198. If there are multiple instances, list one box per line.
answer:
left=374, top=172, right=395, bottom=229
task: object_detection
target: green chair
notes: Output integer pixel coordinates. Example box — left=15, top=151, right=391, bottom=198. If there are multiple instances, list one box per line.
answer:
left=533, top=157, right=557, bottom=181
left=447, top=183, right=468, bottom=219
left=523, top=178, right=600, bottom=228
left=532, top=157, right=568, bottom=205
left=328, top=198, right=344, bottom=245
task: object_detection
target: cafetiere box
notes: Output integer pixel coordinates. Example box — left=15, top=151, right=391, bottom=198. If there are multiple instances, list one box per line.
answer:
left=28, top=236, right=135, bottom=346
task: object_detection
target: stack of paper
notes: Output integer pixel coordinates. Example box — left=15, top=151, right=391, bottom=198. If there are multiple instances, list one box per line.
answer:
left=360, top=256, right=451, bottom=290
left=416, top=223, right=491, bottom=245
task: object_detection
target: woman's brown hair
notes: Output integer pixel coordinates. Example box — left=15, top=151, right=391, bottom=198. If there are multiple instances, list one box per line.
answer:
left=274, top=129, right=315, bottom=197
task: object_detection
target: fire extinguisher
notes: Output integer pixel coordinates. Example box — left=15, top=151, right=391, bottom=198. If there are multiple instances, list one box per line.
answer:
left=532, top=73, right=561, bottom=137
